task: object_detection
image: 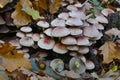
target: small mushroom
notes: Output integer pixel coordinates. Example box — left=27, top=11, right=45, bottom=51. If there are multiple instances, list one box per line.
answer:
left=44, top=28, right=53, bottom=37
left=77, top=36, right=90, bottom=46
left=50, top=59, right=64, bottom=73
left=52, top=27, right=70, bottom=37
left=9, top=39, right=21, bottom=49
left=20, top=37, right=34, bottom=47
left=16, top=32, right=25, bottom=38
left=37, top=37, right=55, bottom=50
left=69, top=11, right=86, bottom=20
left=69, top=52, right=78, bottom=56
left=85, top=60, right=95, bottom=70
left=79, top=55, right=86, bottom=63
left=61, top=36, right=77, bottom=45
left=87, top=18, right=98, bottom=24
left=93, top=23, right=104, bottom=30
left=53, top=43, right=68, bottom=54
left=20, top=26, right=32, bottom=33
left=66, top=17, right=83, bottom=26
left=58, top=12, right=69, bottom=20
left=37, top=20, right=49, bottom=28
left=69, top=27, right=83, bottom=36
left=0, top=26, right=9, bottom=33
left=67, top=5, right=78, bottom=11
left=78, top=46, right=89, bottom=54
left=83, top=26, right=100, bottom=38
left=69, top=57, right=86, bottom=74
left=26, top=33, right=33, bottom=37
left=65, top=70, right=81, bottom=79
left=101, top=8, right=114, bottom=17
left=32, top=33, right=40, bottom=41
left=74, top=3, right=83, bottom=8
left=67, top=45, right=79, bottom=51
left=95, top=14, right=108, bottom=23
left=51, top=18, right=66, bottom=27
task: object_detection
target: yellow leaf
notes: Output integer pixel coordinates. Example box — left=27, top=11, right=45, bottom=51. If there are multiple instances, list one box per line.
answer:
left=49, top=0, right=62, bottom=14
left=99, top=41, right=116, bottom=63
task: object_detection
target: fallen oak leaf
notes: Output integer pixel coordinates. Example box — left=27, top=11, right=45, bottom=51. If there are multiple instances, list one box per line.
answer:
left=99, top=41, right=116, bottom=63
left=49, top=0, right=62, bottom=14
left=0, top=43, right=31, bottom=72
left=11, top=2, right=31, bottom=27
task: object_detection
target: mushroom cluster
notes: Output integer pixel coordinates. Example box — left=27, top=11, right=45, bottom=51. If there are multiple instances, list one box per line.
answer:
left=12, top=0, right=114, bottom=79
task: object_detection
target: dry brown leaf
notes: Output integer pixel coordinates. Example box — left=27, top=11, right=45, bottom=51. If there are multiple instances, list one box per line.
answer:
left=99, top=41, right=116, bottom=63
left=0, top=43, right=31, bottom=72
left=11, top=2, right=31, bottom=27
left=0, top=0, right=10, bottom=8
left=49, top=0, right=62, bottom=14
left=38, top=0, right=48, bottom=10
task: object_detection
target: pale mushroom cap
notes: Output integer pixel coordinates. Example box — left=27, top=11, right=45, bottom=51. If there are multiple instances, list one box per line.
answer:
left=9, top=39, right=21, bottom=49
left=26, top=33, right=33, bottom=37
left=77, top=36, right=90, bottom=46
left=20, top=26, right=32, bottom=33
left=67, top=5, right=78, bottom=11
left=87, top=18, right=98, bottom=24
left=67, top=45, right=79, bottom=51
left=69, top=27, right=83, bottom=36
left=78, top=46, right=89, bottom=54
left=85, top=60, right=95, bottom=70
left=69, top=57, right=86, bottom=74
left=44, top=28, right=53, bottom=37
left=37, top=37, right=55, bottom=50
left=32, top=33, right=40, bottom=41
left=61, top=36, right=77, bottom=45
left=93, top=23, right=104, bottom=30
left=66, top=18, right=83, bottom=26
left=69, top=52, right=77, bottom=56
left=69, top=11, right=86, bottom=20
left=83, top=26, right=100, bottom=38
left=50, top=59, right=64, bottom=72
left=79, top=55, right=86, bottom=63
left=74, top=3, right=83, bottom=8
left=37, top=20, right=49, bottom=28
left=58, top=12, right=69, bottom=20
left=101, top=8, right=114, bottom=16
left=95, top=14, right=108, bottom=23
left=53, top=43, right=68, bottom=54
left=51, top=18, right=66, bottom=27
left=52, top=27, right=70, bottom=37
left=65, top=70, right=80, bottom=79
left=16, top=32, right=25, bottom=38
left=20, top=37, right=34, bottom=47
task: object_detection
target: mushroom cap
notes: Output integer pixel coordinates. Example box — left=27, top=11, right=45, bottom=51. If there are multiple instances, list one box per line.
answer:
left=74, top=3, right=83, bottom=8
left=44, top=28, right=53, bottom=37
left=53, top=43, right=68, bottom=54
left=0, top=26, right=9, bottom=33
left=20, top=37, right=34, bottom=47
left=79, top=55, right=86, bottom=63
left=50, top=59, right=64, bottom=72
left=52, top=27, right=70, bottom=37
left=9, top=39, right=21, bottom=49
left=69, top=11, right=86, bottom=20
left=16, top=32, right=25, bottom=38
left=37, top=37, right=55, bottom=50
left=87, top=18, right=98, bottom=24
left=67, top=45, right=79, bottom=51
left=67, top=5, right=78, bottom=11
left=51, top=18, right=66, bottom=27
left=101, top=8, right=114, bottom=17
left=66, top=18, right=83, bottom=26
left=77, top=36, right=90, bottom=46
left=69, top=57, right=86, bottom=74
left=69, top=52, right=77, bottom=56
left=95, top=14, right=108, bottom=23
left=32, top=33, right=40, bottom=41
left=69, top=27, right=83, bottom=36
left=83, top=26, right=100, bottom=38
left=65, top=70, right=80, bottom=79
left=93, top=23, right=104, bottom=30
left=58, top=12, right=69, bottom=20
left=20, top=26, right=32, bottom=33
left=26, top=33, right=33, bottom=37
left=85, top=60, right=95, bottom=70
left=61, top=36, right=77, bottom=45
left=37, top=20, right=49, bottom=28
left=78, top=46, right=89, bottom=54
